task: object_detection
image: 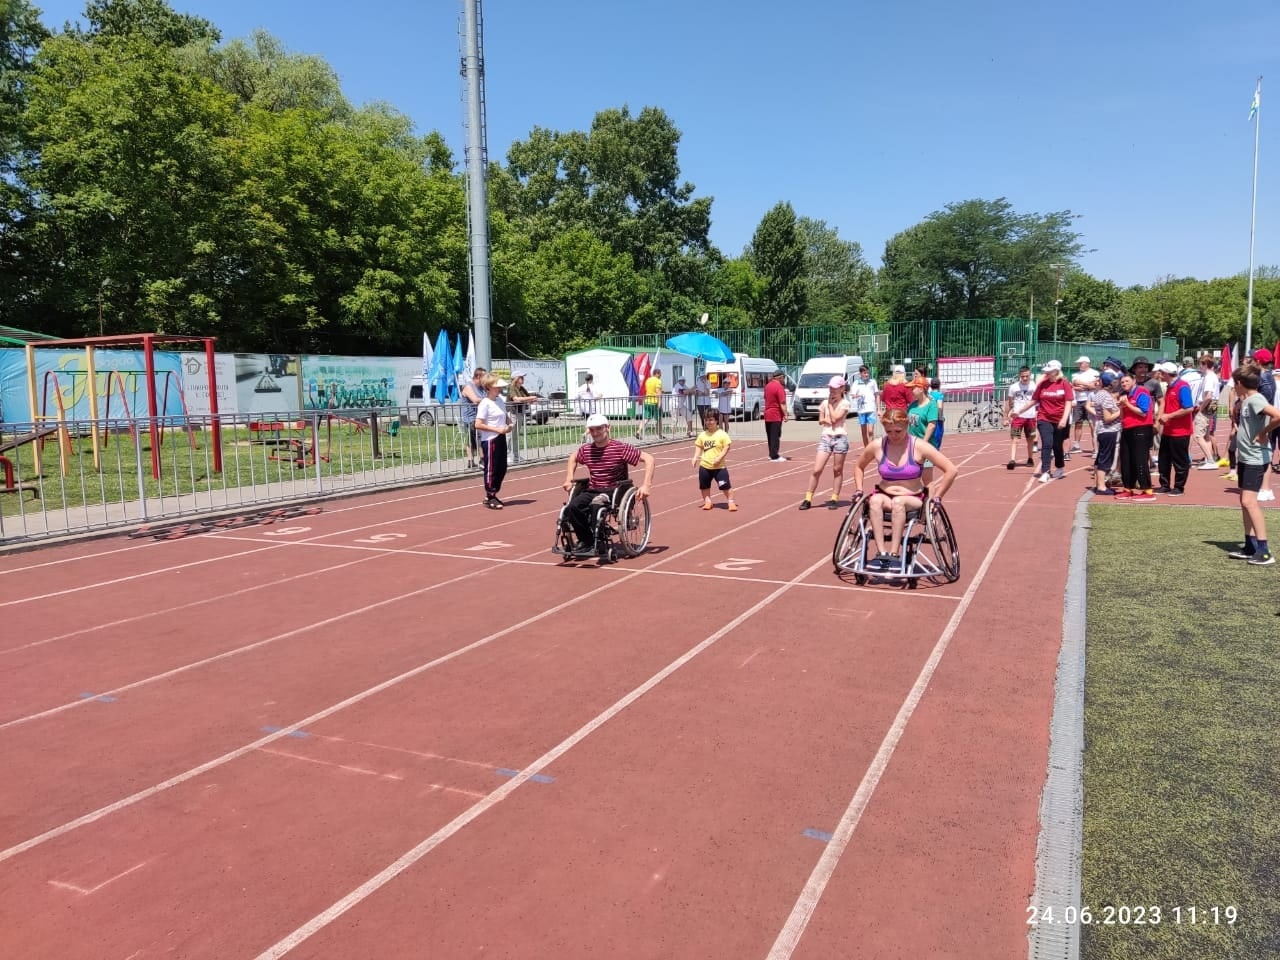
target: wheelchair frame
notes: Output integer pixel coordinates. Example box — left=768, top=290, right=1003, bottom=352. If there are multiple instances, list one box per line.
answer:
left=831, top=491, right=959, bottom=588
left=552, top=478, right=652, bottom=564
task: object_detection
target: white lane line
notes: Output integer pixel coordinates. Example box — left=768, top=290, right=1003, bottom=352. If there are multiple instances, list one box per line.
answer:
left=251, top=550, right=835, bottom=960
left=764, top=479, right=1047, bottom=960
left=257, top=748, right=408, bottom=784
left=0, top=494, right=812, bottom=863
left=47, top=859, right=152, bottom=896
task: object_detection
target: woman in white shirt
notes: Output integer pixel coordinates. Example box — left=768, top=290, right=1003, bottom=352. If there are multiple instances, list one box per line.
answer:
left=799, top=376, right=853, bottom=510
left=475, top=375, right=513, bottom=508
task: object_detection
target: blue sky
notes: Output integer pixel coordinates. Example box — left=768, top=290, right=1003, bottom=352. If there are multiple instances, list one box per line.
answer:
left=33, top=0, right=1280, bottom=288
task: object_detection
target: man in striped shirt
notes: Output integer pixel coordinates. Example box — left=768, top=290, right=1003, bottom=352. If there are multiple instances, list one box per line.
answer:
left=562, top=414, right=654, bottom=556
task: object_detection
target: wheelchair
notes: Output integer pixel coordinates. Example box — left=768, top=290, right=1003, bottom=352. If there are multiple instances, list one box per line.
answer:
left=831, top=491, right=959, bottom=588
left=552, top=478, right=652, bottom=564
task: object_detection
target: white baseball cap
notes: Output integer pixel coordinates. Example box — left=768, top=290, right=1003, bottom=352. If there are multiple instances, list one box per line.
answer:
left=1155, top=361, right=1179, bottom=375
left=585, top=413, right=609, bottom=428
left=1042, top=360, right=1063, bottom=372
left=1075, top=356, right=1091, bottom=365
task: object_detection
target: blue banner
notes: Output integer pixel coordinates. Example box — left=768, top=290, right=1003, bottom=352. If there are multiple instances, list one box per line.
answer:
left=0, top=347, right=186, bottom=424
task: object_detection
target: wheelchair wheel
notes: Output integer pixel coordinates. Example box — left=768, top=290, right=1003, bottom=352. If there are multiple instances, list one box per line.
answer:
left=831, top=492, right=867, bottom=572
left=925, top=499, right=960, bottom=583
left=956, top=410, right=980, bottom=433
left=616, top=487, right=651, bottom=557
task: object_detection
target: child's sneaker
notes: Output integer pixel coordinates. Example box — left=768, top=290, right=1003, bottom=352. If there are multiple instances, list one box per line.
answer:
left=1258, top=489, right=1276, bottom=502
left=727, top=502, right=738, bottom=512
left=1228, top=548, right=1257, bottom=559
left=1113, top=490, right=1133, bottom=501
left=1130, top=491, right=1157, bottom=503
left=1247, top=552, right=1275, bottom=565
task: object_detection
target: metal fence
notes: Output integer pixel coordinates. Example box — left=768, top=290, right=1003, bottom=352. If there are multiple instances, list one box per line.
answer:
left=0, top=396, right=740, bottom=546
left=603, top=322, right=1180, bottom=383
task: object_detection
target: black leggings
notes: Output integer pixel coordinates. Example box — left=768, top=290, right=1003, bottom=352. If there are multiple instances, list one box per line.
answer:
left=1037, top=421, right=1068, bottom=473
left=765, top=421, right=783, bottom=459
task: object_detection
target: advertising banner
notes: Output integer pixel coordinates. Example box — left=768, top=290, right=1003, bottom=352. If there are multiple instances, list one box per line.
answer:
left=937, top=356, right=995, bottom=393
left=300, top=355, right=422, bottom=409
left=0, top=347, right=186, bottom=423
left=232, top=354, right=304, bottom=417
left=488, top=358, right=566, bottom=397
left=178, top=352, right=237, bottom=416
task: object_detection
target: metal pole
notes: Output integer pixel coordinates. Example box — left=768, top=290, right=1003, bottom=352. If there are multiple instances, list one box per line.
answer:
left=1245, top=76, right=1262, bottom=356
left=461, top=0, right=493, bottom=369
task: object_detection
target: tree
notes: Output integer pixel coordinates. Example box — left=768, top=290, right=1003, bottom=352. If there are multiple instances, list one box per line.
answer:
left=1054, top=271, right=1123, bottom=342
left=747, top=202, right=806, bottom=327
left=880, top=198, right=1084, bottom=323
left=78, top=0, right=219, bottom=46
left=797, top=216, right=874, bottom=326
left=0, top=0, right=49, bottom=287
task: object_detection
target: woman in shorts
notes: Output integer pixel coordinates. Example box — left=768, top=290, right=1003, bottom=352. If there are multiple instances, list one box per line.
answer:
left=799, top=376, right=852, bottom=510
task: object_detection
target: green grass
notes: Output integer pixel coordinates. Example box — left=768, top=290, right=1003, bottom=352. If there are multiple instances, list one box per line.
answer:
left=1082, top=503, right=1280, bottom=960
left=1, top=418, right=583, bottom=520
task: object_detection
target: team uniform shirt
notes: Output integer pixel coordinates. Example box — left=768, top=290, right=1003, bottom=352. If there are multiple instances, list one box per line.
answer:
left=850, top=378, right=879, bottom=416
left=1237, top=393, right=1273, bottom=465
left=695, top=428, right=732, bottom=469
left=1120, top=386, right=1154, bottom=429
left=476, top=396, right=509, bottom=435
left=1007, top=379, right=1037, bottom=421
left=907, top=398, right=939, bottom=440
left=881, top=381, right=913, bottom=412
left=1087, top=388, right=1120, bottom=435
left=1031, top=377, right=1071, bottom=424
left=575, top=438, right=643, bottom=488
left=1160, top=376, right=1195, bottom=437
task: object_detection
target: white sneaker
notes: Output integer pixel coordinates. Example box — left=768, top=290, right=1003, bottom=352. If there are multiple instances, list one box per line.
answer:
left=1038, top=472, right=1051, bottom=484
left=1197, top=462, right=1220, bottom=470
left=1259, top=489, right=1276, bottom=502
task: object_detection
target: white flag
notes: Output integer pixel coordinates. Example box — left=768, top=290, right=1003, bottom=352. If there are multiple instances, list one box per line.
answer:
left=464, top=330, right=476, bottom=381
left=1249, top=84, right=1261, bottom=123
left=422, top=331, right=434, bottom=383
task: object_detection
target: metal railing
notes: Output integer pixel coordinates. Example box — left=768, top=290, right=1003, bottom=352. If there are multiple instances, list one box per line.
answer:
left=0, top=397, right=756, bottom=545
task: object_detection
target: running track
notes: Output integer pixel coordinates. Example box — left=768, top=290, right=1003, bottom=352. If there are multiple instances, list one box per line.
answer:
left=1, top=428, right=1105, bottom=959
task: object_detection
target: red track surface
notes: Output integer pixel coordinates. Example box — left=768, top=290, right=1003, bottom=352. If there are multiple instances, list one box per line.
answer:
left=0, top=426, right=1261, bottom=959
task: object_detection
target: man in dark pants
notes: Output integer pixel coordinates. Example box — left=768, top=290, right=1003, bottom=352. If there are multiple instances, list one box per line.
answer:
left=1154, top=360, right=1194, bottom=496
left=561, top=414, right=654, bottom=556
left=763, top=369, right=789, bottom=461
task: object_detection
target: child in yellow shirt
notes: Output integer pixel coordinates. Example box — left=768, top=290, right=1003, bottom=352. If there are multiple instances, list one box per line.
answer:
left=692, top=410, right=737, bottom=511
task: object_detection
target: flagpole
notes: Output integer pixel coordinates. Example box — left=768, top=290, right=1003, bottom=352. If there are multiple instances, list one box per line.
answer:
left=1246, top=76, right=1262, bottom=356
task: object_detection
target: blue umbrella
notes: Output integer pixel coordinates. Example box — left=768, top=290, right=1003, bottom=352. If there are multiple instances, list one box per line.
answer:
left=665, top=331, right=735, bottom=363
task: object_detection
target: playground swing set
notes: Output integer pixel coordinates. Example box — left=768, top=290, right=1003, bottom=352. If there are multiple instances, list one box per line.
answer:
left=13, top=333, right=224, bottom=487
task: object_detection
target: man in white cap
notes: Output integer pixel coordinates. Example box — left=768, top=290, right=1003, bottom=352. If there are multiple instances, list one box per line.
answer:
left=1070, top=356, right=1096, bottom=454
left=1153, top=360, right=1194, bottom=495
left=561, top=414, right=654, bottom=557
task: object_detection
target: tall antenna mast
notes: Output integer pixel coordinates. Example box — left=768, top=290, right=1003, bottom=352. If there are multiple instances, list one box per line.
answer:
left=460, top=0, right=493, bottom=368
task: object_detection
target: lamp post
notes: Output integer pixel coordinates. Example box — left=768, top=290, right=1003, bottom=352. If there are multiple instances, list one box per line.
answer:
left=1049, top=263, right=1065, bottom=344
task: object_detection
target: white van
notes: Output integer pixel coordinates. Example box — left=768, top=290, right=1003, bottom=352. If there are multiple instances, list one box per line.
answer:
left=703, top=354, right=780, bottom=421
left=407, top=375, right=464, bottom=425
left=793, top=355, right=864, bottom=420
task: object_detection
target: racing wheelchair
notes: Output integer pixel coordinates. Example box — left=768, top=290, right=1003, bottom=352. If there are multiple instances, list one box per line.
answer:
left=831, top=490, right=959, bottom=588
left=552, top=478, right=651, bottom=564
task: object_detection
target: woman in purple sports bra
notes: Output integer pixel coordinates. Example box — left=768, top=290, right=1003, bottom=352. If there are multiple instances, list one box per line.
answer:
left=853, top=408, right=958, bottom=570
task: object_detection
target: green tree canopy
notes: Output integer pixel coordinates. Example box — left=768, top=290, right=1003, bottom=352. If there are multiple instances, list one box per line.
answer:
left=880, top=197, right=1084, bottom=323
left=747, top=201, right=806, bottom=327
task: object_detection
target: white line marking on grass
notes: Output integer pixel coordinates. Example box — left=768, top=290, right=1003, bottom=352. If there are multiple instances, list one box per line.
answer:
left=251, top=551, right=835, bottom=960
left=764, top=479, right=1047, bottom=960
left=0, top=496, right=815, bottom=864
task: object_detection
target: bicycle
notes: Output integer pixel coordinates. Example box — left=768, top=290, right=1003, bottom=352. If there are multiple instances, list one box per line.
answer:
left=955, top=399, right=1004, bottom=433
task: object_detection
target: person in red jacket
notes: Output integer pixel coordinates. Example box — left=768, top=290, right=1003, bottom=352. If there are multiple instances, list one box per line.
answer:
left=763, top=370, right=789, bottom=462
left=1116, top=371, right=1156, bottom=501
left=1154, top=360, right=1194, bottom=495
left=1012, top=359, right=1072, bottom=481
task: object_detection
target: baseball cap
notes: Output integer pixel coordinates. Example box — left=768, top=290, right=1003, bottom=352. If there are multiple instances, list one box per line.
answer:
left=891, top=364, right=906, bottom=374
left=1131, top=356, right=1151, bottom=369
left=511, top=371, right=526, bottom=379
left=1155, top=361, right=1178, bottom=375
left=1042, top=360, right=1063, bottom=372
left=585, top=413, right=609, bottom=428
left=1253, top=347, right=1274, bottom=364
left=828, top=376, right=847, bottom=389
left=1075, top=356, right=1091, bottom=365
left=1103, top=355, right=1126, bottom=372
left=1100, top=371, right=1118, bottom=387
left=493, top=378, right=509, bottom=388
